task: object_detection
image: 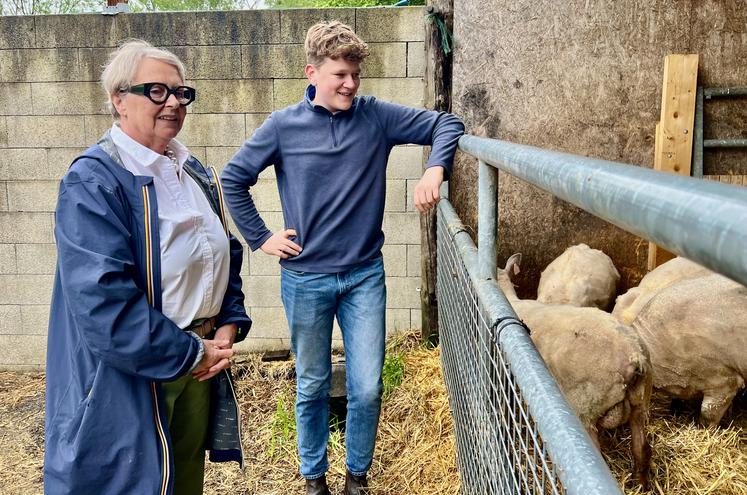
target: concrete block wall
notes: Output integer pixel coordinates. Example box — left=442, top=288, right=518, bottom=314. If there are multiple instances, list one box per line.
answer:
left=0, top=7, right=427, bottom=369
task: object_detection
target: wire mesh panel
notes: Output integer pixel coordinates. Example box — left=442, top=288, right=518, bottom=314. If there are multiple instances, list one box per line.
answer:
left=437, top=207, right=563, bottom=495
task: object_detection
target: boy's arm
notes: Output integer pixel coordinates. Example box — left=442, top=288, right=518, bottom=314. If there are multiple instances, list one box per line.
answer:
left=221, top=115, right=285, bottom=251
left=372, top=99, right=465, bottom=211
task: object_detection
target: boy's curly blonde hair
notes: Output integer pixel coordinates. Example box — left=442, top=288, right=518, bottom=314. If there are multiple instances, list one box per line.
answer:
left=305, top=21, right=370, bottom=67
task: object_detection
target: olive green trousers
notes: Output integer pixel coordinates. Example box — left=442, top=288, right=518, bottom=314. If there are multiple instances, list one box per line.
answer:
left=162, top=373, right=210, bottom=495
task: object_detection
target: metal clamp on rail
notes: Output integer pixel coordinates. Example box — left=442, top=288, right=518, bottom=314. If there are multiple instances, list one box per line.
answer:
left=492, top=315, right=530, bottom=338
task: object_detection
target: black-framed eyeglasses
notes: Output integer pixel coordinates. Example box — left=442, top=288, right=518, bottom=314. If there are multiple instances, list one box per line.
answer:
left=121, top=82, right=196, bottom=106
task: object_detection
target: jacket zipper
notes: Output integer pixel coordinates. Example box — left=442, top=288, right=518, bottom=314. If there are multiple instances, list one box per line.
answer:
left=143, top=184, right=171, bottom=495
left=329, top=116, right=338, bottom=147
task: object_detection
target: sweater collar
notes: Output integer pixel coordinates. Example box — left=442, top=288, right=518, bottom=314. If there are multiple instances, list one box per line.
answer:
left=304, top=84, right=357, bottom=116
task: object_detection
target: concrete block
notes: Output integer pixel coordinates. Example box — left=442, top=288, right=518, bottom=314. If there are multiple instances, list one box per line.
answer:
left=246, top=113, right=270, bottom=141
left=189, top=147, right=207, bottom=165
left=0, top=212, right=53, bottom=243
left=365, top=43, right=407, bottom=78
left=383, top=212, right=420, bottom=244
left=386, top=308, right=411, bottom=333
left=77, top=48, right=111, bottom=83
left=406, top=179, right=419, bottom=212
left=83, top=115, right=113, bottom=144
left=240, top=247, right=249, bottom=278
left=385, top=179, right=406, bottom=212
left=407, top=42, right=425, bottom=78
left=234, top=336, right=289, bottom=353
left=168, top=45, right=243, bottom=80
left=0, top=274, right=54, bottom=305
left=246, top=275, right=282, bottom=307
left=385, top=276, right=421, bottom=309
left=355, top=7, right=425, bottom=43
left=0, top=244, right=16, bottom=273
left=381, top=244, right=407, bottom=277
left=252, top=179, right=282, bottom=212
left=245, top=306, right=289, bottom=339
left=0, top=48, right=80, bottom=83
left=47, top=148, right=85, bottom=180
left=262, top=211, right=286, bottom=233
left=191, top=79, right=273, bottom=114
left=21, top=305, right=50, bottom=335
left=109, top=12, right=199, bottom=47
left=360, top=78, right=424, bottom=107
left=273, top=79, right=308, bottom=110
left=206, top=147, right=240, bottom=173
left=6, top=181, right=59, bottom=212
left=407, top=244, right=421, bottom=277
left=0, top=117, right=6, bottom=147
left=179, top=114, right=246, bottom=147
left=191, top=9, right=281, bottom=45
left=249, top=249, right=281, bottom=276
left=16, top=244, right=56, bottom=274
left=31, top=82, right=108, bottom=116
left=0, top=334, right=46, bottom=367
left=388, top=145, right=424, bottom=179
left=410, top=308, right=422, bottom=331
left=279, top=8, right=356, bottom=43
left=0, top=183, right=7, bottom=211
left=35, top=13, right=110, bottom=48
left=0, top=149, right=48, bottom=181
left=0, top=16, right=35, bottom=49
left=7, top=116, right=86, bottom=148
left=0, top=83, right=32, bottom=115
left=0, top=305, right=21, bottom=334
left=241, top=45, right=306, bottom=79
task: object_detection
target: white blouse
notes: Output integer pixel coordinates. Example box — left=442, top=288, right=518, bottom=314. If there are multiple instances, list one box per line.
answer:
left=110, top=124, right=230, bottom=329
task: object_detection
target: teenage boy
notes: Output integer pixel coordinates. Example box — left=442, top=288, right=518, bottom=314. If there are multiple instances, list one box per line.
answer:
left=221, top=21, right=464, bottom=495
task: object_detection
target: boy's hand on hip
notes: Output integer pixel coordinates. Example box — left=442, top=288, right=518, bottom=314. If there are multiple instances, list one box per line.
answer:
left=260, top=229, right=302, bottom=259
left=414, top=166, right=444, bottom=212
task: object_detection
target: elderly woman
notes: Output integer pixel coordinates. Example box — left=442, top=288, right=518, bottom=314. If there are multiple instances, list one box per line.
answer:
left=44, top=40, right=251, bottom=495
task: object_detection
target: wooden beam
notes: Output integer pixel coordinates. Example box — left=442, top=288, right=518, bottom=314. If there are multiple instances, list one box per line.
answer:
left=421, top=1, right=454, bottom=344
left=648, top=54, right=699, bottom=271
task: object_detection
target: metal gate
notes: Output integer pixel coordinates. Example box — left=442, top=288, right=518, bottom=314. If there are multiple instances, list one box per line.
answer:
left=435, top=135, right=747, bottom=495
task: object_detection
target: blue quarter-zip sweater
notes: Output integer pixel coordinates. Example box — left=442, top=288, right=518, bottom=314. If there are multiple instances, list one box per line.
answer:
left=221, top=85, right=464, bottom=273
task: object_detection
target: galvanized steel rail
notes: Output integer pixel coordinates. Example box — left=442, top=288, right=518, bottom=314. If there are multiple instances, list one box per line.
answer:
left=459, top=135, right=747, bottom=287
left=437, top=134, right=747, bottom=494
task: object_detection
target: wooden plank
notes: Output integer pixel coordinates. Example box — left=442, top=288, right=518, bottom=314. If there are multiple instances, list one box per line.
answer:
left=656, top=54, right=699, bottom=175
left=648, top=54, right=699, bottom=271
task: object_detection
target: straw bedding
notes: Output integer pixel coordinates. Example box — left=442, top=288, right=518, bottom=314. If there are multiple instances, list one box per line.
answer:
left=0, top=334, right=744, bottom=494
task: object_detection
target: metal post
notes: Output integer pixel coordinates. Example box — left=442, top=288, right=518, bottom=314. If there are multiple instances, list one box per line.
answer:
left=478, top=159, right=497, bottom=280
left=693, top=86, right=704, bottom=178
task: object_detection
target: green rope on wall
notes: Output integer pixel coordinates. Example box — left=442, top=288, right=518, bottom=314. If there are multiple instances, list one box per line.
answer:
left=426, top=13, right=453, bottom=56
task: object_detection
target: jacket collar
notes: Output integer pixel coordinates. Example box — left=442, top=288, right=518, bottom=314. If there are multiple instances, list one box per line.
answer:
left=96, top=128, right=126, bottom=168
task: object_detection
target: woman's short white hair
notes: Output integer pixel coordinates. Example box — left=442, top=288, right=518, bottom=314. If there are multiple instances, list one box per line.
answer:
left=101, top=39, right=187, bottom=119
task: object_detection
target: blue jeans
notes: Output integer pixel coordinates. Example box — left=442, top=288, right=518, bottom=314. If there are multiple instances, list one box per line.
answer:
left=281, top=256, right=386, bottom=479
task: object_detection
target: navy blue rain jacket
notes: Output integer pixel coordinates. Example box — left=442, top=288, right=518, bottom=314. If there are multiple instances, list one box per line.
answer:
left=44, top=133, right=251, bottom=495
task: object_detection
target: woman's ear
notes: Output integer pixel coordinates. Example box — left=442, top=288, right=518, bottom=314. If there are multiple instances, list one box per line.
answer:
left=111, top=92, right=126, bottom=118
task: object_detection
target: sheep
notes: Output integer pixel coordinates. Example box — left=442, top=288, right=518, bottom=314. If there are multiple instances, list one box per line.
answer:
left=612, top=256, right=710, bottom=325
left=631, top=273, right=747, bottom=427
left=498, top=254, right=651, bottom=487
left=537, top=243, right=620, bottom=310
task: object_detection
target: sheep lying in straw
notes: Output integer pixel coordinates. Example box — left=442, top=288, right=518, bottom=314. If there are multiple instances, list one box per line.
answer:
left=537, top=243, right=620, bottom=310
left=631, top=273, right=747, bottom=428
left=497, top=254, right=652, bottom=488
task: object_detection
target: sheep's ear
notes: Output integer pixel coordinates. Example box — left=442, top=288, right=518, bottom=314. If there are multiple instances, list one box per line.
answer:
left=505, top=253, right=522, bottom=280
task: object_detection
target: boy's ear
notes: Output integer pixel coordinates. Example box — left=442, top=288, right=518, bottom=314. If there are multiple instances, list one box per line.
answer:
left=304, top=64, right=317, bottom=85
